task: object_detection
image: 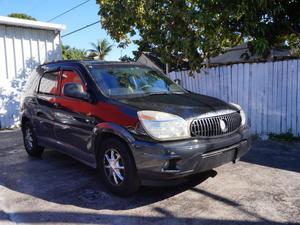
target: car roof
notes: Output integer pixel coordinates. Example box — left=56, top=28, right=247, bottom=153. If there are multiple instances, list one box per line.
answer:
left=41, top=60, right=145, bottom=68
left=37, top=60, right=161, bottom=76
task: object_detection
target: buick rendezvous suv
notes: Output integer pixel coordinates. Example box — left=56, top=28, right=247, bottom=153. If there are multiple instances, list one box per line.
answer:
left=21, top=60, right=251, bottom=196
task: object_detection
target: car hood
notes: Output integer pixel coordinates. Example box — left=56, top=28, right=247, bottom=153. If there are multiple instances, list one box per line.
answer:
left=119, top=92, right=238, bottom=119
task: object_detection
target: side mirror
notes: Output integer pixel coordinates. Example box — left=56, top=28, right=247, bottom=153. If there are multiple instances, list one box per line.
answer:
left=63, top=83, right=90, bottom=101
left=174, top=79, right=181, bottom=85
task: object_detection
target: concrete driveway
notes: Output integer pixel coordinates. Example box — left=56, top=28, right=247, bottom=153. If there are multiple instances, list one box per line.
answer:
left=0, top=129, right=299, bottom=225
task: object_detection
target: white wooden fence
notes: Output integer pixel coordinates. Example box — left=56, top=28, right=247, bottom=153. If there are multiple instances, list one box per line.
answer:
left=168, top=59, right=300, bottom=136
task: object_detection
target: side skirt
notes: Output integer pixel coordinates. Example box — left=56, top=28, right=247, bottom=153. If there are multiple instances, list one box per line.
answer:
left=38, top=137, right=97, bottom=168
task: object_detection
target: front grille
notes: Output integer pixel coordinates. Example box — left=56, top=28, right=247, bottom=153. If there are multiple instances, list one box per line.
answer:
left=190, top=112, right=241, bottom=137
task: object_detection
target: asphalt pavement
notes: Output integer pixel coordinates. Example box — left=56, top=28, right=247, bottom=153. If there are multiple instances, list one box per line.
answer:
left=0, top=129, right=299, bottom=225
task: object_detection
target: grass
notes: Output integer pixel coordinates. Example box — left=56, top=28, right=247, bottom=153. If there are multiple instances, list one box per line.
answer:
left=269, top=130, right=300, bottom=142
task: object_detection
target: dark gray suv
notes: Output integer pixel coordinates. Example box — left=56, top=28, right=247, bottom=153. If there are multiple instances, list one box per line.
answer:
left=21, top=60, right=251, bottom=196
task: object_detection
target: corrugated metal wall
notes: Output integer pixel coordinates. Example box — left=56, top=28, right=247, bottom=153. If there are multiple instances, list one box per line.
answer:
left=169, top=59, right=300, bottom=136
left=0, top=24, right=62, bottom=129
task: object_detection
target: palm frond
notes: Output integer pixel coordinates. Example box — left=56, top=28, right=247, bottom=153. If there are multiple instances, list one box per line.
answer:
left=90, top=42, right=98, bottom=51
left=89, top=39, right=113, bottom=60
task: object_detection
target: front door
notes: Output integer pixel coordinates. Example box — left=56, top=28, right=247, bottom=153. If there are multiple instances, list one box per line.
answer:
left=54, top=69, right=96, bottom=158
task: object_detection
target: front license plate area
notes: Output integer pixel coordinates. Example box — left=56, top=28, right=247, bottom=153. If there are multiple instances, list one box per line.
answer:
left=196, top=147, right=239, bottom=172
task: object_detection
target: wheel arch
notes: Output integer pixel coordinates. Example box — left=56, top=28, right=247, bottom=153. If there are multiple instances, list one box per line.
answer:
left=92, top=122, right=136, bottom=168
left=21, top=116, right=30, bottom=131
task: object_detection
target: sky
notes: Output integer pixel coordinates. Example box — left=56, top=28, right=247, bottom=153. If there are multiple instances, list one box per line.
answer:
left=0, top=0, right=138, bottom=61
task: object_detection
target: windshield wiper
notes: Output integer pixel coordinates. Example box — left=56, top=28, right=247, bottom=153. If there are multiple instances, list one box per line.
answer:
left=143, top=92, right=173, bottom=96
left=119, top=91, right=185, bottom=98
left=145, top=91, right=186, bottom=96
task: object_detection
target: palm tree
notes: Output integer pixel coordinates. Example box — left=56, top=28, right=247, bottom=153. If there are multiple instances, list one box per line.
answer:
left=62, top=44, right=87, bottom=60
left=88, top=39, right=113, bottom=60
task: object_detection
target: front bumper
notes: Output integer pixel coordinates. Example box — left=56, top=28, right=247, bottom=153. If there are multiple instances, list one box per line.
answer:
left=132, top=125, right=251, bottom=186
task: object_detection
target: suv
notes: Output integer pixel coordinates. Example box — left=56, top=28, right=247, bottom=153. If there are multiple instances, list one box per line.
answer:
left=21, top=60, right=251, bottom=196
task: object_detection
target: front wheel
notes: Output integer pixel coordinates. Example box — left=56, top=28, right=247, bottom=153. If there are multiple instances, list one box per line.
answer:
left=22, top=121, right=44, bottom=157
left=98, top=138, right=140, bottom=196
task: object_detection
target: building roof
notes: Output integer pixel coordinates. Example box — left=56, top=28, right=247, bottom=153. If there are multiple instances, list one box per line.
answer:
left=208, top=43, right=295, bottom=66
left=0, top=16, right=66, bottom=31
left=141, top=52, right=166, bottom=72
left=139, top=52, right=190, bottom=72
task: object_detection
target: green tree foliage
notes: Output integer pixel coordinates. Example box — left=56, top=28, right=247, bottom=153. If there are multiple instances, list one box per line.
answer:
left=88, top=39, right=113, bottom=60
left=62, top=45, right=86, bottom=60
left=7, top=13, right=37, bottom=21
left=119, top=54, right=135, bottom=62
left=96, top=0, right=300, bottom=70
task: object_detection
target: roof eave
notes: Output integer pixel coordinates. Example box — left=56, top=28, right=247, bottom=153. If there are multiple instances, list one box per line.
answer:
left=0, top=16, right=66, bottom=31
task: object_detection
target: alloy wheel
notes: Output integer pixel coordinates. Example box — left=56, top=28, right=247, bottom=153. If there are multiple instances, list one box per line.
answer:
left=103, top=148, right=125, bottom=185
left=25, top=127, right=34, bottom=151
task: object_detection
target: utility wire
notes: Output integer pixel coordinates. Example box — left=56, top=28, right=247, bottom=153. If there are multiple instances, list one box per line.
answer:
left=47, top=0, right=91, bottom=22
left=61, top=20, right=100, bottom=38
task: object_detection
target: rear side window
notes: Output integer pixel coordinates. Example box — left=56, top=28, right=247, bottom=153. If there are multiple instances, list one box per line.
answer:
left=38, top=72, right=59, bottom=95
left=23, top=70, right=40, bottom=96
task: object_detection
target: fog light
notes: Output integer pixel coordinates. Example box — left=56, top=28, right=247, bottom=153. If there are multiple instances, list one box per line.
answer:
left=162, top=158, right=181, bottom=172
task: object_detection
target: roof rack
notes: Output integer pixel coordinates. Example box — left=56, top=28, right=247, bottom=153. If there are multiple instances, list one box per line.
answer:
left=42, top=59, right=143, bottom=67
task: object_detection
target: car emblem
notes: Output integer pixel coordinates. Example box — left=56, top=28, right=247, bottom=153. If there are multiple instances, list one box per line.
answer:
left=220, top=119, right=228, bottom=132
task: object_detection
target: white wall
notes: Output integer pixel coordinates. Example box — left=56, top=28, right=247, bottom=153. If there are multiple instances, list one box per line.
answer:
left=169, top=59, right=300, bottom=136
left=0, top=25, right=62, bottom=129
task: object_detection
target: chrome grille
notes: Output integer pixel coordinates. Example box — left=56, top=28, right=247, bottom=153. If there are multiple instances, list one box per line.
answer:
left=190, top=112, right=241, bottom=137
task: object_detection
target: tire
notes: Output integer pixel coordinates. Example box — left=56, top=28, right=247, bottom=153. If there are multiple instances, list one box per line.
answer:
left=98, top=137, right=140, bottom=196
left=22, top=121, right=44, bottom=157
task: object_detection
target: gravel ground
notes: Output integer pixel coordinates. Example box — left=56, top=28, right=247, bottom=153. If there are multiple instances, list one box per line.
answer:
left=0, top=129, right=299, bottom=225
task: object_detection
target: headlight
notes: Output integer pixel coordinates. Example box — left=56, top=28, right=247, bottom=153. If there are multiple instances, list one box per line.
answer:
left=137, top=110, right=190, bottom=141
left=230, top=103, right=246, bottom=126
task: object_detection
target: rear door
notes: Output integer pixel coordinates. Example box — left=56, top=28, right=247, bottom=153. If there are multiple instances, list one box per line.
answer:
left=53, top=69, right=96, bottom=160
left=34, top=71, right=60, bottom=144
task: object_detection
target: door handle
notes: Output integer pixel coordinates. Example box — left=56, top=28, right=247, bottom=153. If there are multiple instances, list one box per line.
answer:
left=85, top=118, right=96, bottom=124
left=53, top=102, right=61, bottom=108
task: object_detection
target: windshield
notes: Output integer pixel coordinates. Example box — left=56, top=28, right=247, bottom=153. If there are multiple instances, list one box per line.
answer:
left=89, top=65, right=186, bottom=97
